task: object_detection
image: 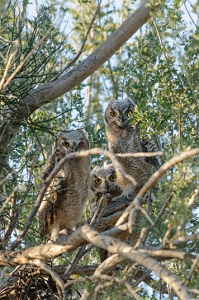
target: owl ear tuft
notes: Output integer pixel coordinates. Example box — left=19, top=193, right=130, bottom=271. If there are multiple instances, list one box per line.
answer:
left=91, top=166, right=100, bottom=174
left=108, top=164, right=115, bottom=172
left=125, top=97, right=136, bottom=109
left=108, top=98, right=117, bottom=106
left=77, top=128, right=85, bottom=135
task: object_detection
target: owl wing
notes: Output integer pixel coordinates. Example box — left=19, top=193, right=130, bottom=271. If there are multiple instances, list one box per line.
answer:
left=141, top=134, right=162, bottom=170
left=38, top=149, right=67, bottom=238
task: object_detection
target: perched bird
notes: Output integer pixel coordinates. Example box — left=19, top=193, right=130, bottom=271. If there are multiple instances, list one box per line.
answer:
left=104, top=97, right=161, bottom=198
left=90, top=164, right=122, bottom=214
left=90, top=164, right=140, bottom=262
left=38, top=129, right=90, bottom=242
left=90, top=164, right=122, bottom=198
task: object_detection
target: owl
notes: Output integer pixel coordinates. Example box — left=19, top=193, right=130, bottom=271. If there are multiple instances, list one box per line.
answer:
left=38, top=128, right=90, bottom=242
left=91, top=164, right=122, bottom=197
left=90, top=164, right=122, bottom=214
left=90, top=164, right=140, bottom=262
left=104, top=97, right=161, bottom=198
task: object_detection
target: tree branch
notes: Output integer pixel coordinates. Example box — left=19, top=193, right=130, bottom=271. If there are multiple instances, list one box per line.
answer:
left=115, top=147, right=199, bottom=229
left=0, top=0, right=162, bottom=159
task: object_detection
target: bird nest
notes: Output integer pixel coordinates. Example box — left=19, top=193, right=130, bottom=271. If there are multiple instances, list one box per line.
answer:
left=0, top=265, right=80, bottom=300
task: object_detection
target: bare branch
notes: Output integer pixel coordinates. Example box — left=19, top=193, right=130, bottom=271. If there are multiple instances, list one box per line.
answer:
left=115, top=147, right=199, bottom=228
left=184, top=0, right=197, bottom=27
left=9, top=147, right=138, bottom=250
left=0, top=185, right=18, bottom=215
left=1, top=26, right=54, bottom=91
left=171, top=233, right=199, bottom=247
left=0, top=43, right=18, bottom=91
left=79, top=224, right=192, bottom=300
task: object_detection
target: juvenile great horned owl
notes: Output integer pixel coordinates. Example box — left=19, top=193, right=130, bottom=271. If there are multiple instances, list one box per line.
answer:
left=90, top=164, right=140, bottom=262
left=104, top=97, right=161, bottom=197
left=38, top=129, right=90, bottom=241
left=91, top=164, right=122, bottom=197
left=90, top=164, right=122, bottom=213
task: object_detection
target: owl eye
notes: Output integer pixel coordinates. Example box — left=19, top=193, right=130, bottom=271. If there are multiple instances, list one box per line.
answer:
left=110, top=111, right=117, bottom=117
left=109, top=174, right=116, bottom=181
left=125, top=109, right=132, bottom=116
left=95, top=178, right=102, bottom=185
left=62, top=141, right=70, bottom=147
left=78, top=142, right=84, bottom=147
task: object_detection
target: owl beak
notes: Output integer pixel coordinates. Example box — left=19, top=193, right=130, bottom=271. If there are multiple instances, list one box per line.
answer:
left=73, top=145, right=78, bottom=152
left=119, top=115, right=125, bottom=126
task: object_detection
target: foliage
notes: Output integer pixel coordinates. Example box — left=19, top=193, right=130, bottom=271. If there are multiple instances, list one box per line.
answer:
left=0, top=0, right=199, bottom=299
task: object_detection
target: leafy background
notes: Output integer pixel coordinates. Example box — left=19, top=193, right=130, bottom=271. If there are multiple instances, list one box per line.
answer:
left=0, top=0, right=198, bottom=298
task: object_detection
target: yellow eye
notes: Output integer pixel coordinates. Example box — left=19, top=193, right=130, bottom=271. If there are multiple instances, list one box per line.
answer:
left=79, top=142, right=84, bottom=147
left=95, top=178, right=102, bottom=185
left=109, top=174, right=116, bottom=181
left=110, top=111, right=117, bottom=117
left=125, top=109, right=132, bottom=116
left=62, top=141, right=70, bottom=147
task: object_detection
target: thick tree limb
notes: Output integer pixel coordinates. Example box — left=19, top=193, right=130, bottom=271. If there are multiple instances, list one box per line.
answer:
left=0, top=0, right=163, bottom=157
left=0, top=224, right=195, bottom=299
left=80, top=224, right=192, bottom=300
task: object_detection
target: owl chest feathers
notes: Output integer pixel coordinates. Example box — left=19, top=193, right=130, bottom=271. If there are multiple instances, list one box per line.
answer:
left=39, top=156, right=90, bottom=233
left=106, top=123, right=152, bottom=188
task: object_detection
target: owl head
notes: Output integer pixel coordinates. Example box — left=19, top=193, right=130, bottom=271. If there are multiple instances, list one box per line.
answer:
left=56, top=128, right=89, bottom=154
left=104, top=97, right=136, bottom=129
left=90, top=164, right=122, bottom=195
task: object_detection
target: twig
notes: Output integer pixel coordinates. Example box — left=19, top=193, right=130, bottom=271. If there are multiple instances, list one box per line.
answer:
left=2, top=26, right=54, bottom=90
left=51, top=0, right=102, bottom=82
left=186, top=254, right=199, bottom=285
left=133, top=227, right=148, bottom=249
left=115, top=148, right=199, bottom=229
left=9, top=147, right=138, bottom=250
left=189, top=289, right=199, bottom=295
left=142, top=195, right=173, bottom=244
left=184, top=0, right=197, bottom=27
left=188, top=187, right=199, bottom=207
left=152, top=17, right=168, bottom=61
left=140, top=207, right=154, bottom=225
left=171, top=233, right=199, bottom=247
left=64, top=246, right=87, bottom=277
left=0, top=43, right=18, bottom=91
left=95, top=253, right=126, bottom=276
left=0, top=185, right=18, bottom=215
left=94, top=281, right=113, bottom=300
left=79, top=224, right=192, bottom=300
left=94, top=275, right=142, bottom=300
left=116, top=151, right=163, bottom=157
left=132, top=269, right=152, bottom=288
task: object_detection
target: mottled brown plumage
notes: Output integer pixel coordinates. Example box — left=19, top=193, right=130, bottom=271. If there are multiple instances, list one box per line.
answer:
left=90, top=164, right=140, bottom=262
left=38, top=129, right=90, bottom=241
left=104, top=97, right=161, bottom=197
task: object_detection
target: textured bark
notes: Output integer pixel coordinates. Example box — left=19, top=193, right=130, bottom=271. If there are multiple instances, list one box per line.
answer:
left=0, top=0, right=162, bottom=158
